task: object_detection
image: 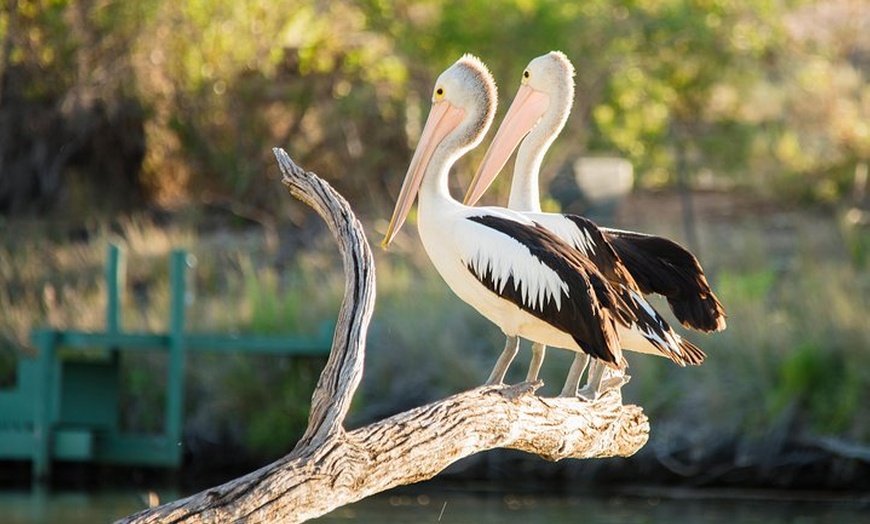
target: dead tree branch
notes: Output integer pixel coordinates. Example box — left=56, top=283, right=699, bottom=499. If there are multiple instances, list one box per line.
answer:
left=115, top=149, right=649, bottom=524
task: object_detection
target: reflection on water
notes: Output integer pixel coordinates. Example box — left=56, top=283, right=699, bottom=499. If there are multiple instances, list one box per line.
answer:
left=316, top=489, right=869, bottom=524
left=1, top=487, right=867, bottom=524
left=1, top=488, right=157, bottom=524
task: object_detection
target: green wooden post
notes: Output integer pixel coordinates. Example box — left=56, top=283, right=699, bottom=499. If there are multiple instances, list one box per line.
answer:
left=166, top=249, right=190, bottom=464
left=106, top=244, right=123, bottom=334
left=104, top=244, right=123, bottom=438
left=31, top=329, right=57, bottom=481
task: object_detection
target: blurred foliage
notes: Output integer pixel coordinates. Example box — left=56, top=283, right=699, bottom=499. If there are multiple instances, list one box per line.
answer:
left=216, top=353, right=324, bottom=456
left=2, top=0, right=870, bottom=484
left=717, top=268, right=777, bottom=303
left=1, top=190, right=869, bottom=482
left=2, top=0, right=869, bottom=217
left=130, top=0, right=411, bottom=213
left=770, top=341, right=862, bottom=433
left=840, top=205, right=870, bottom=268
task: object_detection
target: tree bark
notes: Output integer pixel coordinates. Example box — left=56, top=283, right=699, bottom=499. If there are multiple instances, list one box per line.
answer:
left=115, top=149, right=649, bottom=524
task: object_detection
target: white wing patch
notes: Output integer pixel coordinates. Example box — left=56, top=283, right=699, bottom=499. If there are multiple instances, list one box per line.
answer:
left=629, top=289, right=683, bottom=355
left=460, top=218, right=570, bottom=313
left=533, top=214, right=597, bottom=256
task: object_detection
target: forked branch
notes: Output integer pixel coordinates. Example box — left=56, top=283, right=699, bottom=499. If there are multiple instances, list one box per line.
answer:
left=274, top=147, right=374, bottom=451
left=115, top=150, right=649, bottom=524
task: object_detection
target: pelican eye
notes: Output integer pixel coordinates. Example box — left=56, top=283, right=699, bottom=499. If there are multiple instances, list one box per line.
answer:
left=434, top=87, right=445, bottom=100
left=522, top=70, right=530, bottom=81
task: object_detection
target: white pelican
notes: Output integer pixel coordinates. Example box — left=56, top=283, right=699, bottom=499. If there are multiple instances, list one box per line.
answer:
left=382, top=55, right=634, bottom=389
left=464, top=51, right=726, bottom=397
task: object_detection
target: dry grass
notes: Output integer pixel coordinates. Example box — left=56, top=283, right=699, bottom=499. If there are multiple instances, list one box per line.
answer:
left=1, top=191, right=868, bottom=471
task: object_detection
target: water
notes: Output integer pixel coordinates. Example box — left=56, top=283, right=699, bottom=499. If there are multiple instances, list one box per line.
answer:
left=317, top=489, right=868, bottom=524
left=1, top=487, right=867, bottom=523
left=1, top=489, right=149, bottom=524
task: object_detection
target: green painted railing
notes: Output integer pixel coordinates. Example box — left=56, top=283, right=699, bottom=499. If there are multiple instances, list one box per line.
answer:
left=0, top=244, right=333, bottom=481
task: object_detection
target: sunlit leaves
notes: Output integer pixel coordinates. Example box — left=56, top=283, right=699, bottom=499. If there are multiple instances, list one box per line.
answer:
left=763, top=0, right=870, bottom=198
left=4, top=0, right=868, bottom=209
left=165, top=0, right=301, bottom=88
left=578, top=0, right=789, bottom=186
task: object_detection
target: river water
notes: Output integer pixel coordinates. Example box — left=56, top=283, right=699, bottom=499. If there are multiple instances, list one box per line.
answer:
left=2, top=486, right=868, bottom=524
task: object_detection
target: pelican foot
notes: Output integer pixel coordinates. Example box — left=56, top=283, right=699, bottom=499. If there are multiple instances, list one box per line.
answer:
left=521, top=378, right=545, bottom=396
left=558, top=386, right=578, bottom=398
left=499, top=380, right=543, bottom=400
left=576, top=384, right=600, bottom=401
left=577, top=370, right=630, bottom=400
left=602, top=371, right=630, bottom=389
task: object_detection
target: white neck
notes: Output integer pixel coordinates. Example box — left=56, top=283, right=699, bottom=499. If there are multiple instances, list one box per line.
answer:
left=507, top=123, right=557, bottom=213
left=418, top=138, right=461, bottom=219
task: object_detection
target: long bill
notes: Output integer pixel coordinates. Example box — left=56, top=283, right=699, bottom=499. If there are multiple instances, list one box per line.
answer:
left=463, top=84, right=549, bottom=206
left=382, top=100, right=465, bottom=249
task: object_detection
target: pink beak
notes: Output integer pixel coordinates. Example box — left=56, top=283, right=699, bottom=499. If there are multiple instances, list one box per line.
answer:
left=382, top=100, right=466, bottom=248
left=463, top=84, right=549, bottom=206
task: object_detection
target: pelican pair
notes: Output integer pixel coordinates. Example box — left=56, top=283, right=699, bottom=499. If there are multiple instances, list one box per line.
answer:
left=382, top=53, right=724, bottom=399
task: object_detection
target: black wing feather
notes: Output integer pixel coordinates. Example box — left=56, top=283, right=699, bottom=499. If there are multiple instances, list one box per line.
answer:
left=562, top=215, right=638, bottom=285
left=603, top=228, right=727, bottom=332
left=465, top=215, right=626, bottom=367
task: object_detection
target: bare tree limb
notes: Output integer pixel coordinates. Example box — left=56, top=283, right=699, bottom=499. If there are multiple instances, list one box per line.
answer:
left=273, top=147, right=374, bottom=451
left=114, top=149, right=649, bottom=524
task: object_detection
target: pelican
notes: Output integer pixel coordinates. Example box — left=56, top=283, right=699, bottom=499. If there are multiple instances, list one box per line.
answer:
left=464, top=51, right=726, bottom=397
left=382, top=54, right=635, bottom=390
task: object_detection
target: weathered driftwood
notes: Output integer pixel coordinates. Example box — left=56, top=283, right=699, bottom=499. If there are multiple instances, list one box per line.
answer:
left=115, top=149, right=649, bottom=524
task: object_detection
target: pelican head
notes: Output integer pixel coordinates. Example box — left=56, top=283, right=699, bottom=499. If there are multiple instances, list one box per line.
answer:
left=464, top=51, right=575, bottom=206
left=382, top=54, right=497, bottom=248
